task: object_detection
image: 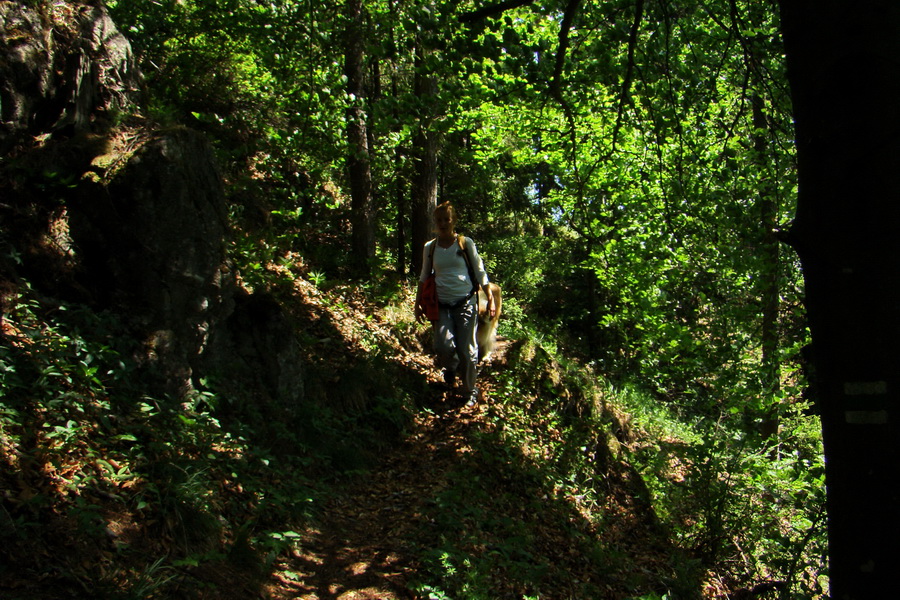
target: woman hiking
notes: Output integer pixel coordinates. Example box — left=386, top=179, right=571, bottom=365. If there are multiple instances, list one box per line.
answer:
left=414, top=202, right=496, bottom=407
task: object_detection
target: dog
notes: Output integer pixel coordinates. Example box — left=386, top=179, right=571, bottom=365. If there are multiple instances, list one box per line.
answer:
left=476, top=282, right=502, bottom=361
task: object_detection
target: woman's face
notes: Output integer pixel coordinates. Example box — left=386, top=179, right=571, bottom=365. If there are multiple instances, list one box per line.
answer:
left=435, top=210, right=455, bottom=235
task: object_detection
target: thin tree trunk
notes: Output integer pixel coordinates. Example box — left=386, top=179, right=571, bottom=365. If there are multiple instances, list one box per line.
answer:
left=410, top=35, right=439, bottom=278
left=394, top=72, right=407, bottom=276
left=344, top=0, right=375, bottom=274
left=396, top=166, right=406, bottom=276
left=386, top=1, right=405, bottom=276
left=753, top=93, right=781, bottom=441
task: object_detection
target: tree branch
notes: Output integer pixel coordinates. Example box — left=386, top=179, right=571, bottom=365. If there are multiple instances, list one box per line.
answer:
left=609, top=0, right=644, bottom=154
left=548, top=0, right=581, bottom=100
left=459, top=0, right=538, bottom=24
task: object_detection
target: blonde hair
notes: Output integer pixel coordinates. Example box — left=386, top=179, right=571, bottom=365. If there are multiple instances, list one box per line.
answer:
left=433, top=201, right=457, bottom=222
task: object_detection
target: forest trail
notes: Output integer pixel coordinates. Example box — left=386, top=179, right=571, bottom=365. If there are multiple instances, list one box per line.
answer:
left=262, top=272, right=508, bottom=599
left=259, top=273, right=678, bottom=599
left=269, top=371, right=674, bottom=599
left=280, top=400, right=486, bottom=600
left=268, top=333, right=514, bottom=599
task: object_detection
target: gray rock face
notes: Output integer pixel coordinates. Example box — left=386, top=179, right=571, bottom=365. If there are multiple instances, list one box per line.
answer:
left=0, top=2, right=140, bottom=149
left=69, top=128, right=232, bottom=396
left=2, top=2, right=305, bottom=408
left=71, top=127, right=306, bottom=405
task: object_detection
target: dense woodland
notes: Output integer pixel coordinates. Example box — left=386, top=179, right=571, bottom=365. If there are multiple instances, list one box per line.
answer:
left=3, top=0, right=896, bottom=598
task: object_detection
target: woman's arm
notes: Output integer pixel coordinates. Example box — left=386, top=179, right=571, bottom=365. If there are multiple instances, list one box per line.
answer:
left=414, top=241, right=433, bottom=323
left=465, top=238, right=490, bottom=287
left=414, top=280, right=427, bottom=323
left=481, top=283, right=496, bottom=318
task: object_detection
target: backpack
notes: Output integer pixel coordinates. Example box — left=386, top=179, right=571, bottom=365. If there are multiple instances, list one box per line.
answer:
left=426, top=235, right=500, bottom=323
left=428, top=234, right=480, bottom=298
left=420, top=271, right=439, bottom=321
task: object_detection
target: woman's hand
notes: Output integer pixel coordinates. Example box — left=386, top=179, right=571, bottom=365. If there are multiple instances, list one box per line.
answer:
left=414, top=282, right=426, bottom=324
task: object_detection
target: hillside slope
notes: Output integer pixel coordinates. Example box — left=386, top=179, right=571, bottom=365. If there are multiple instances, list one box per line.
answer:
left=1, top=5, right=793, bottom=598
left=222, top=251, right=687, bottom=598
left=1, top=251, right=690, bottom=599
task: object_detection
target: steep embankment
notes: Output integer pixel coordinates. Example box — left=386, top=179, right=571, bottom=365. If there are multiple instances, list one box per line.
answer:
left=1, top=235, right=684, bottom=600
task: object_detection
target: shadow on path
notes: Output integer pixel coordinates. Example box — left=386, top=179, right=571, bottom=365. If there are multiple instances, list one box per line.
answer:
left=268, top=346, right=694, bottom=600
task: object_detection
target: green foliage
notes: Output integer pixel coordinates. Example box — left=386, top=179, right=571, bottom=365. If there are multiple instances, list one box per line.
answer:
left=471, top=337, right=826, bottom=599
left=409, top=419, right=609, bottom=598
left=108, top=0, right=348, bottom=236
left=623, top=384, right=827, bottom=597
left=0, top=283, right=341, bottom=596
left=3, top=0, right=828, bottom=596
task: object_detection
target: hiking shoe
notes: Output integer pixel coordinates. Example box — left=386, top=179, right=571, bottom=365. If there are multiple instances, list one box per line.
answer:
left=465, top=389, right=478, bottom=408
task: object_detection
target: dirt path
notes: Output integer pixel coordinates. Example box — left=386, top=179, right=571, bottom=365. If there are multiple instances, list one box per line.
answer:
left=271, top=392, right=487, bottom=600
left=264, top=276, right=677, bottom=599
left=264, top=276, right=501, bottom=598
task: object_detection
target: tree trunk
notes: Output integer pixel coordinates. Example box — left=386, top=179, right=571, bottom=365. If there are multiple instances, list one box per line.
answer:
left=779, top=1, right=900, bottom=596
left=394, top=72, right=407, bottom=278
left=409, top=36, right=439, bottom=278
left=344, top=0, right=375, bottom=274
left=410, top=129, right=438, bottom=278
left=753, top=93, right=781, bottom=441
left=396, top=166, right=407, bottom=276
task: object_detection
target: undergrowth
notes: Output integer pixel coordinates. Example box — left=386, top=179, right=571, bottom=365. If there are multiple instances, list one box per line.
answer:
left=406, top=324, right=827, bottom=599
left=1, top=262, right=827, bottom=599
left=0, top=279, right=409, bottom=598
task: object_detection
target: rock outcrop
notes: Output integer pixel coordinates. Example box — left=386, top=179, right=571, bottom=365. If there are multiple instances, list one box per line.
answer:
left=1, top=1, right=305, bottom=406
left=69, top=127, right=234, bottom=396
left=0, top=1, right=140, bottom=150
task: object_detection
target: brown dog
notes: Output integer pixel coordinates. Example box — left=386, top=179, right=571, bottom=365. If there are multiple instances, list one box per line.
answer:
left=476, top=282, right=502, bottom=361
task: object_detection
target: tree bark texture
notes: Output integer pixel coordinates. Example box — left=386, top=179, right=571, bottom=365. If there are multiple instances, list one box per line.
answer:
left=410, top=38, right=439, bottom=278
left=344, top=0, right=375, bottom=274
left=753, top=93, right=781, bottom=440
left=395, top=147, right=407, bottom=276
left=410, top=129, right=438, bottom=278
left=779, top=1, right=900, bottom=597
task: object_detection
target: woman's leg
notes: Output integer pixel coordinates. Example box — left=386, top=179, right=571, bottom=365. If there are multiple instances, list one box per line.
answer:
left=433, top=307, right=459, bottom=381
left=453, top=297, right=479, bottom=399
